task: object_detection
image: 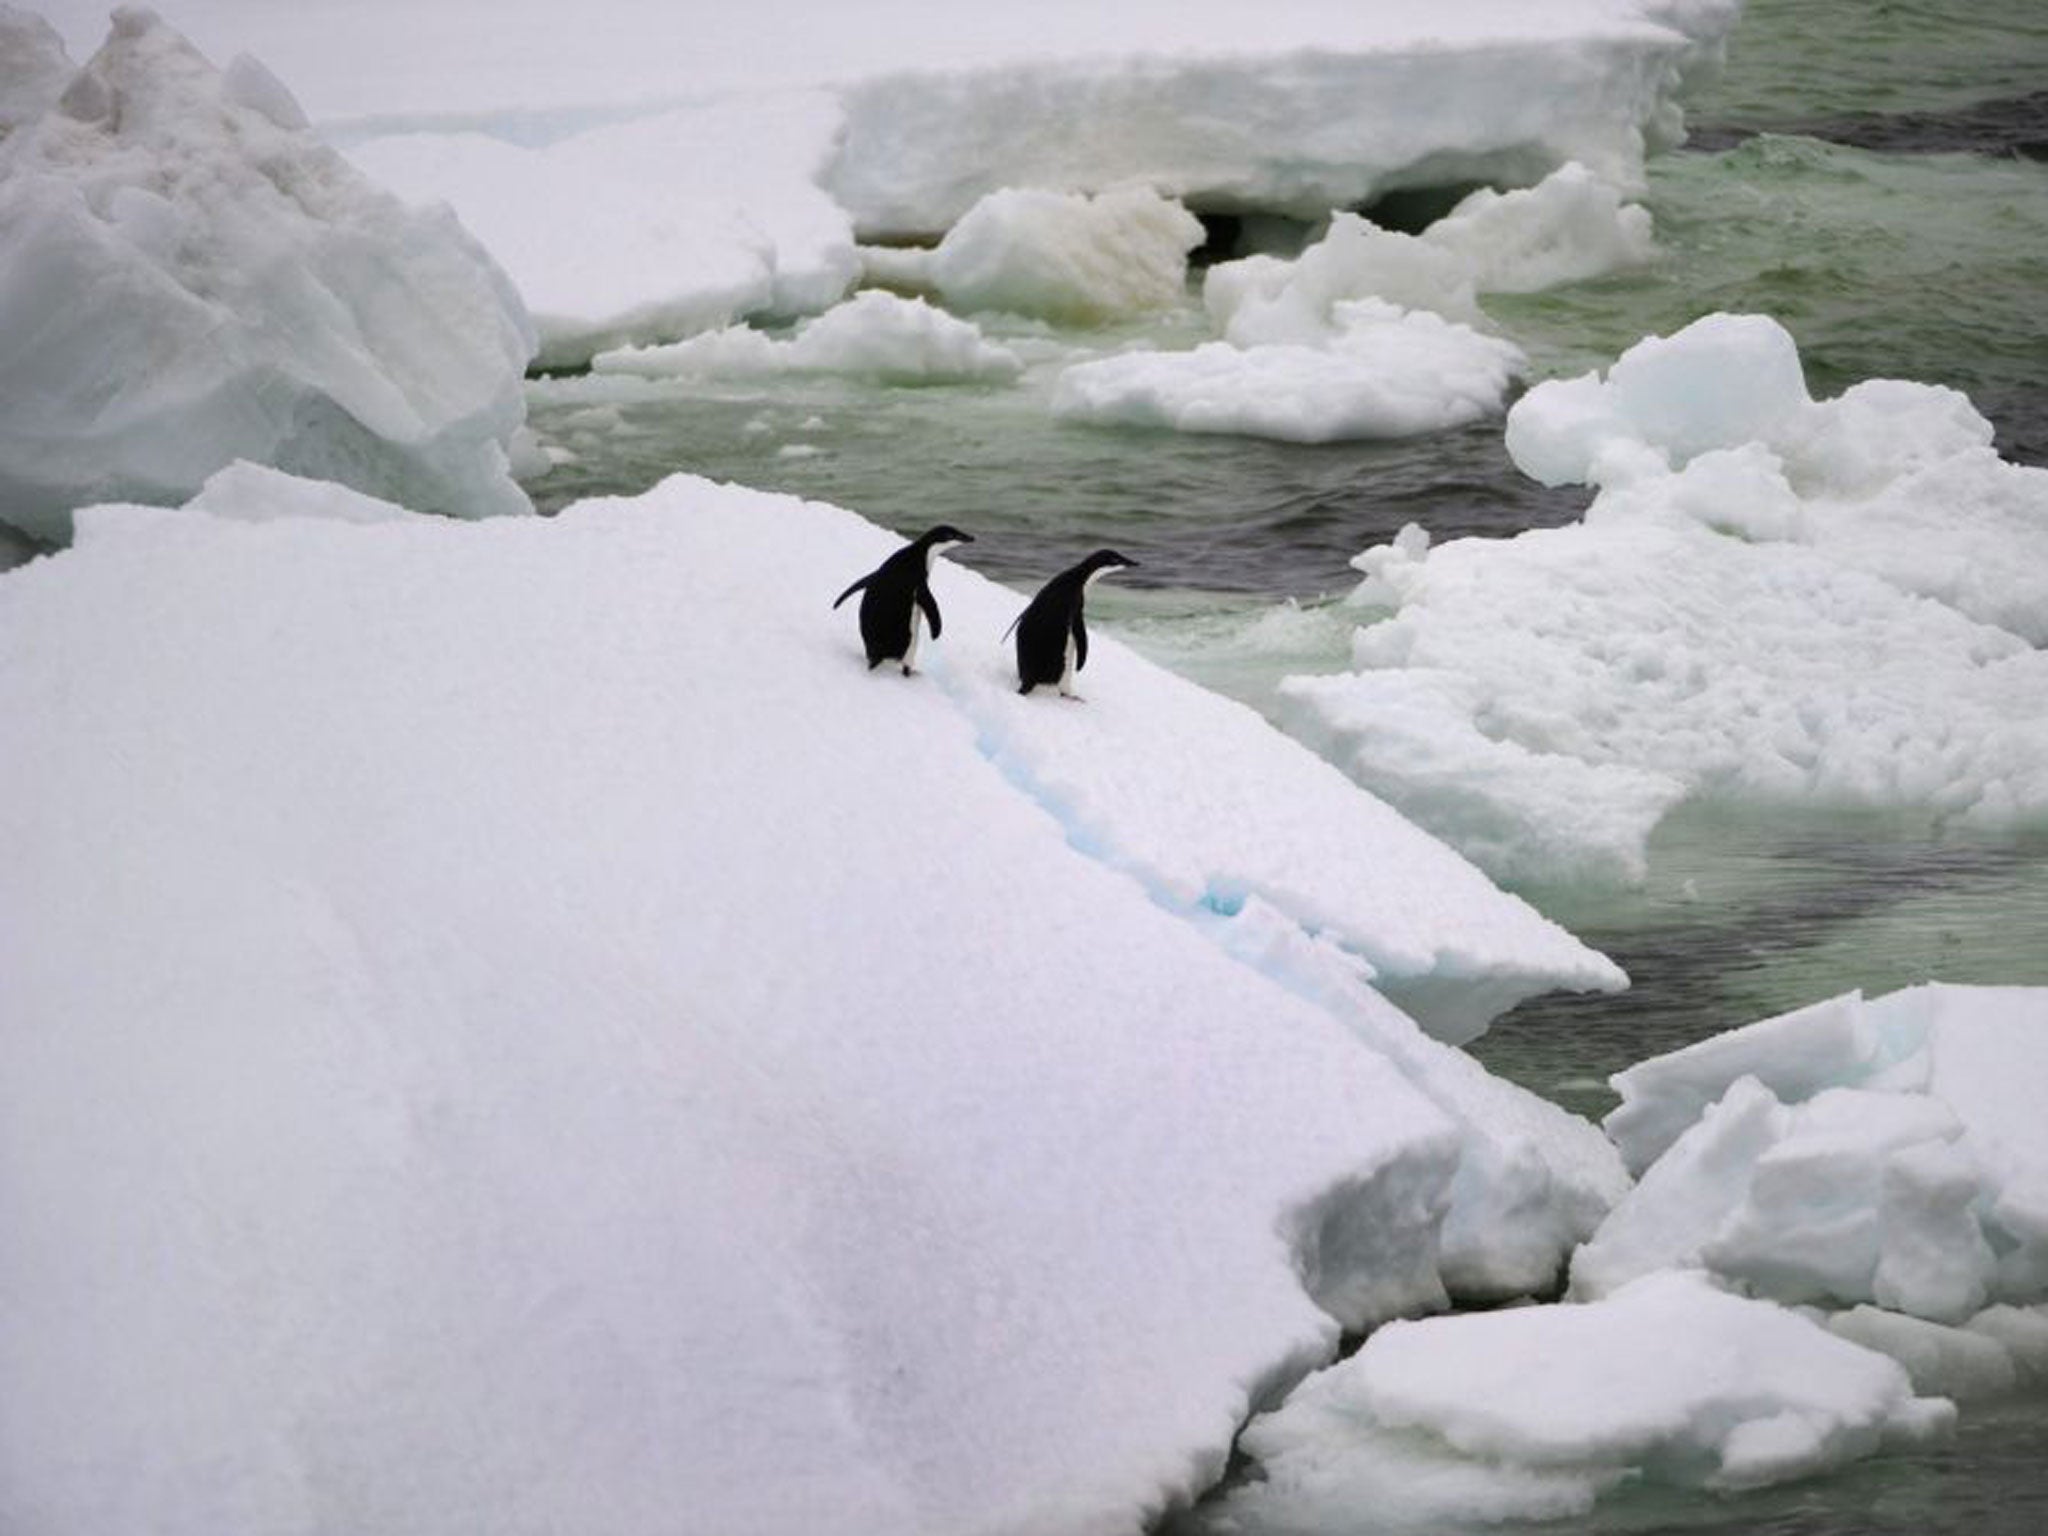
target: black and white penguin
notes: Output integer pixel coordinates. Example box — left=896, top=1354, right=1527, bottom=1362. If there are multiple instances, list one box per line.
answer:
left=1007, top=549, right=1139, bottom=698
left=833, top=524, right=974, bottom=674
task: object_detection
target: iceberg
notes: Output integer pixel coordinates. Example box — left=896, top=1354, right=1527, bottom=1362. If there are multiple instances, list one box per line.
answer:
left=0, top=8, right=535, bottom=543
left=1281, top=314, right=2048, bottom=886
left=1, top=464, right=1628, bottom=1535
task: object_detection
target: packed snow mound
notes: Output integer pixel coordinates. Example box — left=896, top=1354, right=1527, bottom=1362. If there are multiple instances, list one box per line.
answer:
left=1279, top=316, right=2048, bottom=886
left=1, top=463, right=1633, bottom=1536
left=592, top=291, right=1023, bottom=384
left=1052, top=300, right=1525, bottom=444
left=0, top=8, right=534, bottom=543
left=1576, top=984, right=2048, bottom=1327
left=346, top=91, right=858, bottom=369
left=1205, top=1270, right=1953, bottom=1532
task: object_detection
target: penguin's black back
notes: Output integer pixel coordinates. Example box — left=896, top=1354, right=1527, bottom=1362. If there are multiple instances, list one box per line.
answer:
left=1012, top=549, right=1135, bottom=694
left=835, top=525, right=972, bottom=669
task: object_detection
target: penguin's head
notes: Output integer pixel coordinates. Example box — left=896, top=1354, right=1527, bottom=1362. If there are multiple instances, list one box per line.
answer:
left=920, top=524, right=974, bottom=552
left=1079, top=549, right=1138, bottom=585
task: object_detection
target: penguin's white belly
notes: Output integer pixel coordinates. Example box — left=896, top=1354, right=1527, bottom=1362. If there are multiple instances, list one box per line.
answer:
left=905, top=606, right=923, bottom=667
left=1060, top=633, right=1077, bottom=694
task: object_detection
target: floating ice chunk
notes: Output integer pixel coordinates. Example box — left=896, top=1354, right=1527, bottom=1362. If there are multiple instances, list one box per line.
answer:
left=1966, top=1304, right=2048, bottom=1385
left=1061, top=163, right=1650, bottom=448
left=593, top=292, right=1023, bottom=384
left=1605, top=990, right=1897, bottom=1174
left=1509, top=312, right=2048, bottom=641
left=1208, top=213, right=1485, bottom=340
left=1205, top=164, right=1655, bottom=350
left=1422, top=160, right=1658, bottom=293
left=1508, top=312, right=1812, bottom=483
left=1213, top=1271, right=1952, bottom=1532
left=899, top=185, right=1204, bottom=324
left=1829, top=1307, right=2021, bottom=1401
left=0, top=10, right=535, bottom=543
left=1052, top=299, right=1524, bottom=443
left=1578, top=985, right=2048, bottom=1322
left=1281, top=319, right=2048, bottom=883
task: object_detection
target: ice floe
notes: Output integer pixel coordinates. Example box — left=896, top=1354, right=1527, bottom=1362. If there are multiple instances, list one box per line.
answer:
left=592, top=291, right=1023, bottom=385
left=1207, top=1269, right=1955, bottom=1533
left=864, top=185, right=1205, bottom=325
left=2, top=463, right=1630, bottom=1536
left=1281, top=314, right=2048, bottom=886
left=1579, top=984, right=2048, bottom=1323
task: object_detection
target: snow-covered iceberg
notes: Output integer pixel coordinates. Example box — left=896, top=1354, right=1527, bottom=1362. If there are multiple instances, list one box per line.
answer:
left=1280, top=314, right=2048, bottom=886
left=0, top=8, right=535, bottom=543
left=1, top=465, right=1628, bottom=1535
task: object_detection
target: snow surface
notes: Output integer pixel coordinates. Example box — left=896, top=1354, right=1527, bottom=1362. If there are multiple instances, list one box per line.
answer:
left=1, top=464, right=1629, bottom=1536
left=126, top=0, right=1738, bottom=361
left=1281, top=314, right=2048, bottom=886
left=0, top=7, right=535, bottom=542
left=1578, top=984, right=2048, bottom=1323
left=1209, top=1269, right=1954, bottom=1533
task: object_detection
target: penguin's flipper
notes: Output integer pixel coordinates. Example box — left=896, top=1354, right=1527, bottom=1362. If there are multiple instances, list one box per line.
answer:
left=832, top=574, right=872, bottom=610
left=916, top=582, right=942, bottom=639
left=1000, top=607, right=1026, bottom=643
left=1073, top=612, right=1089, bottom=672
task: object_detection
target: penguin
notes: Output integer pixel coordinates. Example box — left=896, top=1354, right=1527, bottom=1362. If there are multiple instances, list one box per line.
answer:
left=833, top=524, right=974, bottom=674
left=1006, top=549, right=1139, bottom=698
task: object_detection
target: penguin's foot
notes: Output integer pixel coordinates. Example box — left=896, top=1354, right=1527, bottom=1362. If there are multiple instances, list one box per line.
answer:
left=901, top=664, right=917, bottom=677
